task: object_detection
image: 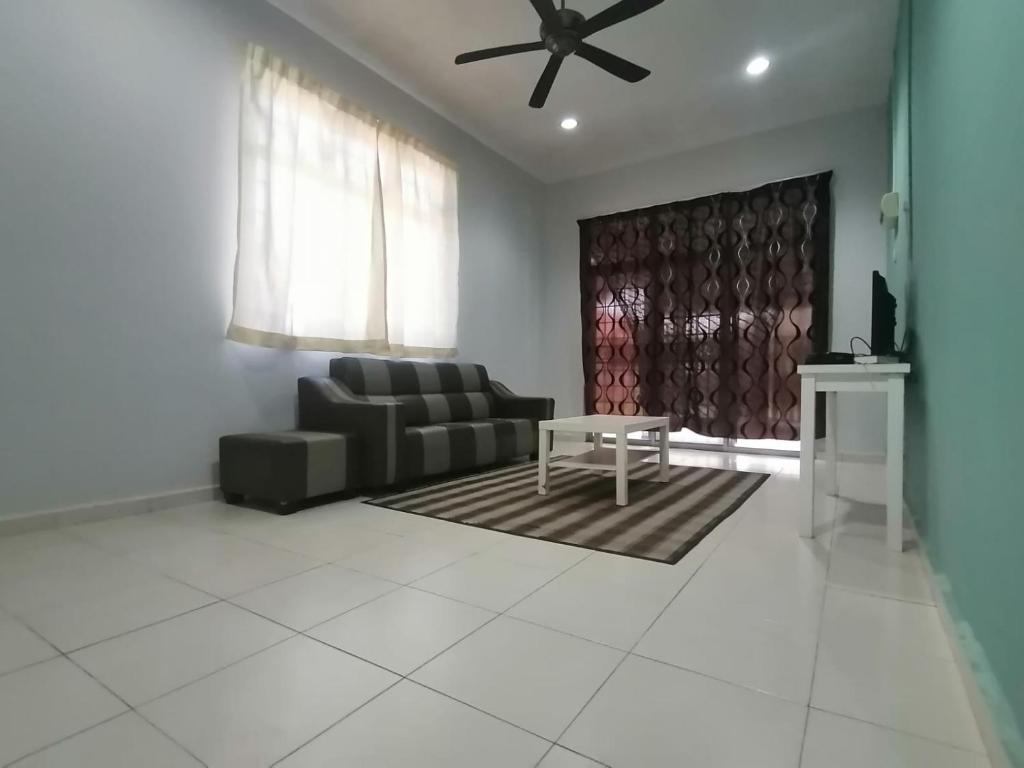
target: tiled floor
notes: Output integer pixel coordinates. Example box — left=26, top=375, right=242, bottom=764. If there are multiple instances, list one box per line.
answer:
left=0, top=446, right=990, bottom=767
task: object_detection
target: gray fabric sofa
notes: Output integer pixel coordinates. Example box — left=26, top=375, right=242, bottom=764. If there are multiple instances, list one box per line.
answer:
left=298, top=357, right=554, bottom=489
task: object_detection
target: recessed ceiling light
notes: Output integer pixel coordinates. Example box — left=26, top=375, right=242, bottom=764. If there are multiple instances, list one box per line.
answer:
left=560, top=117, right=579, bottom=131
left=746, top=56, right=770, bottom=76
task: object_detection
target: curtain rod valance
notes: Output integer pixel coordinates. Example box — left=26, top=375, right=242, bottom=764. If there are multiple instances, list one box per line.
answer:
left=576, top=170, right=835, bottom=226
left=246, top=44, right=457, bottom=172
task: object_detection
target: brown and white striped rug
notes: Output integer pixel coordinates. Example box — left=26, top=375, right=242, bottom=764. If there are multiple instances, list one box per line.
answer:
left=369, top=460, right=769, bottom=564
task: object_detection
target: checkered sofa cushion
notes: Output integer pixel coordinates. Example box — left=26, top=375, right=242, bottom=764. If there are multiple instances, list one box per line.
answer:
left=329, top=358, right=495, bottom=427
left=405, top=418, right=536, bottom=481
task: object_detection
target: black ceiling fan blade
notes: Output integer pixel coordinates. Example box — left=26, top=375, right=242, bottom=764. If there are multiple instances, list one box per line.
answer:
left=528, top=0, right=562, bottom=29
left=455, top=41, right=546, bottom=65
left=529, top=55, right=563, bottom=108
left=575, top=43, right=650, bottom=82
left=578, top=0, right=665, bottom=38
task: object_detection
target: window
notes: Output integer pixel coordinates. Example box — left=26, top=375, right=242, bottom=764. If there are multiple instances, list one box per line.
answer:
left=228, top=45, right=459, bottom=356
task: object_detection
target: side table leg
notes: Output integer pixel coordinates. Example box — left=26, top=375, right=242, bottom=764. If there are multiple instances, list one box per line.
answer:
left=616, top=432, right=628, bottom=506
left=659, top=424, right=670, bottom=482
left=886, top=378, right=906, bottom=552
left=799, top=376, right=817, bottom=538
left=538, top=428, right=550, bottom=496
left=826, top=391, right=839, bottom=496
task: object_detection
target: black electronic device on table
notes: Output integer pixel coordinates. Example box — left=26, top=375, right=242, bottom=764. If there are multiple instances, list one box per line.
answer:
left=870, top=270, right=898, bottom=355
left=806, top=271, right=903, bottom=366
left=806, top=351, right=856, bottom=365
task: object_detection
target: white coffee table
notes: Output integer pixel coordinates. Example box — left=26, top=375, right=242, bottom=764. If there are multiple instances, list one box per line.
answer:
left=537, top=415, right=671, bottom=506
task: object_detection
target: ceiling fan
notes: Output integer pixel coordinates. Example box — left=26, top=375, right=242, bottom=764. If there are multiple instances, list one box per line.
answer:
left=454, top=0, right=664, bottom=109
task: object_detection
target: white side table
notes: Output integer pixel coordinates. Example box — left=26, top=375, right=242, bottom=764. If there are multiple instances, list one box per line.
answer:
left=797, top=363, right=911, bottom=551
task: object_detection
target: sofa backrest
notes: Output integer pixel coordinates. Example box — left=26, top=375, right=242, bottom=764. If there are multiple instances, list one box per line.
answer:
left=329, top=358, right=494, bottom=426
left=331, top=358, right=490, bottom=395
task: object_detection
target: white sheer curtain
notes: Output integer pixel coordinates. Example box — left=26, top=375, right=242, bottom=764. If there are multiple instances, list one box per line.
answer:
left=229, top=45, right=459, bottom=356
left=378, top=125, right=460, bottom=356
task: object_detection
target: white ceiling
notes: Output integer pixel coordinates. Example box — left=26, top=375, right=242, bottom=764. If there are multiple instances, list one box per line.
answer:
left=269, top=0, right=899, bottom=183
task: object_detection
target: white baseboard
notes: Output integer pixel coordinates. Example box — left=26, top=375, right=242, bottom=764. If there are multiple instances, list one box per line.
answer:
left=0, top=485, right=221, bottom=537
left=916, top=536, right=1019, bottom=768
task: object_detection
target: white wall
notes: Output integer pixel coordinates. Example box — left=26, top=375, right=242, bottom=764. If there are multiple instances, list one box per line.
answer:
left=540, top=107, right=890, bottom=456
left=0, top=0, right=546, bottom=519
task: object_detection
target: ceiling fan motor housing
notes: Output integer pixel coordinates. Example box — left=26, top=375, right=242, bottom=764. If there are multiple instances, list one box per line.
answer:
left=541, top=8, right=585, bottom=56
left=454, top=0, right=662, bottom=108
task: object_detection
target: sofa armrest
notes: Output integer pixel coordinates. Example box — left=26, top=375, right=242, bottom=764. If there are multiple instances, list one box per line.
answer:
left=490, top=380, right=555, bottom=422
left=297, top=377, right=404, bottom=488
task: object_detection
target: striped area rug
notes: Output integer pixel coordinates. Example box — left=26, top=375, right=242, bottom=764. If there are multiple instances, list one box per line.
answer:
left=369, top=460, right=769, bottom=564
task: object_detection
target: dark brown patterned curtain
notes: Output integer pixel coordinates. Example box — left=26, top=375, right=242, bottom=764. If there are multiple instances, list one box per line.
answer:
left=579, top=172, right=832, bottom=440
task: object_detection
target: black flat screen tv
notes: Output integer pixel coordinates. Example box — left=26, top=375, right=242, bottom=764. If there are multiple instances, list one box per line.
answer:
left=870, top=270, right=898, bottom=355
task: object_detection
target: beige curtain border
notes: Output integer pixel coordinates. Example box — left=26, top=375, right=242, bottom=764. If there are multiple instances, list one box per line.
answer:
left=227, top=324, right=457, bottom=359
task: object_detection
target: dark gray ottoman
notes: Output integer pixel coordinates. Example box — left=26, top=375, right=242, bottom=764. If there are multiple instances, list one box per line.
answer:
left=219, top=431, right=358, bottom=509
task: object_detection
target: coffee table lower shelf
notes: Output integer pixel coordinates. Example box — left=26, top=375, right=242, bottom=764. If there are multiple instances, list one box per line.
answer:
left=549, top=447, right=659, bottom=471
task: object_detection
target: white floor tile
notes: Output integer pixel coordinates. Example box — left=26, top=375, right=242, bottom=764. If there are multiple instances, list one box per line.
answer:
left=0, top=448, right=990, bottom=767
left=0, top=657, right=127, bottom=765
left=828, top=533, right=933, bottom=603
left=412, top=616, right=623, bottom=740
left=323, top=503, right=458, bottom=537
left=148, top=501, right=283, bottom=536
left=483, top=536, right=591, bottom=571
left=231, top=564, right=397, bottom=630
left=0, top=532, right=107, bottom=585
left=568, top=551, right=701, bottom=594
left=239, top=519, right=405, bottom=562
left=0, top=614, right=57, bottom=676
left=413, top=520, right=508, bottom=547
left=508, top=552, right=695, bottom=649
left=11, top=712, right=202, bottom=768
left=277, top=680, right=549, bottom=768
left=833, top=464, right=888, bottom=505
left=562, top=655, right=806, bottom=768
left=0, top=547, right=152, bottom=617
left=336, top=534, right=487, bottom=584
left=413, top=551, right=563, bottom=611
left=712, top=521, right=832, bottom=580
left=812, top=591, right=984, bottom=751
left=18, top=576, right=215, bottom=652
left=833, top=498, right=915, bottom=542
left=634, top=586, right=818, bottom=703
left=140, top=635, right=397, bottom=768
left=679, top=541, right=827, bottom=635
left=819, top=587, right=952, bottom=662
left=128, top=530, right=321, bottom=597
left=537, top=746, right=607, bottom=768
left=67, top=515, right=216, bottom=555
left=801, top=709, right=990, bottom=768
left=309, top=587, right=494, bottom=674
left=70, top=602, right=293, bottom=705
left=0, top=529, right=82, bottom=559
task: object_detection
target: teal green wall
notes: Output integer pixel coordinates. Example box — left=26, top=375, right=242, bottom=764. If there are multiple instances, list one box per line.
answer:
left=898, top=0, right=1024, bottom=762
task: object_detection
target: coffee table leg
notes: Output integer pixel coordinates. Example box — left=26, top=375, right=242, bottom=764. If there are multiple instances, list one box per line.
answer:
left=659, top=424, right=670, bottom=482
left=538, top=427, right=550, bottom=496
left=616, top=432, right=628, bottom=506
